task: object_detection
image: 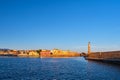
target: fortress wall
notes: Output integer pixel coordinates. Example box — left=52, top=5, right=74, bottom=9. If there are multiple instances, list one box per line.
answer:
left=88, top=51, right=120, bottom=59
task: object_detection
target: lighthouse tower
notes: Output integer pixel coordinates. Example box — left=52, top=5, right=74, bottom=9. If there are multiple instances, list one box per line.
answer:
left=88, top=42, right=91, bottom=55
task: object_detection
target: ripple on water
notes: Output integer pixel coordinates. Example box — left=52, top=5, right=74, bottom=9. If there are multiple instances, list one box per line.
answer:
left=0, top=57, right=120, bottom=80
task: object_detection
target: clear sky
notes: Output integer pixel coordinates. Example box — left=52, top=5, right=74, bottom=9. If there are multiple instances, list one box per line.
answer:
left=0, top=0, right=120, bottom=52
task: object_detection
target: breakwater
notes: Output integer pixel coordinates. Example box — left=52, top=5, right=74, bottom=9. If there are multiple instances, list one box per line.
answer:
left=85, top=42, right=120, bottom=64
left=86, top=51, right=120, bottom=64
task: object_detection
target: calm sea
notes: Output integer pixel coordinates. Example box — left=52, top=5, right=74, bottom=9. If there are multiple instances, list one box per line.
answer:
left=0, top=57, right=120, bottom=80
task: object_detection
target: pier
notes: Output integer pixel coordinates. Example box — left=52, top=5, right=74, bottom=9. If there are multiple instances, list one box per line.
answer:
left=85, top=42, right=120, bottom=64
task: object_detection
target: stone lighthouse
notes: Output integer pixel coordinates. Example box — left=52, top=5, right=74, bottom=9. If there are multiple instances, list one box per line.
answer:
left=88, top=42, right=91, bottom=55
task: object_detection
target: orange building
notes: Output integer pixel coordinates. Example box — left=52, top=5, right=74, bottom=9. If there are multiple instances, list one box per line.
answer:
left=40, top=50, right=51, bottom=57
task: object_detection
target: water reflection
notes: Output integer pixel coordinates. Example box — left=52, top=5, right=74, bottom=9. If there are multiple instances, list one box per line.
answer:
left=0, top=57, right=120, bottom=80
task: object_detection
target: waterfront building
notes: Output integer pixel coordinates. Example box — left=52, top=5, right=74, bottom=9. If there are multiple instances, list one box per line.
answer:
left=29, top=51, right=39, bottom=57
left=40, top=50, right=51, bottom=57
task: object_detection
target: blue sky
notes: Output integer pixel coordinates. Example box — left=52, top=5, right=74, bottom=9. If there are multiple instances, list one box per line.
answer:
left=0, top=0, right=120, bottom=52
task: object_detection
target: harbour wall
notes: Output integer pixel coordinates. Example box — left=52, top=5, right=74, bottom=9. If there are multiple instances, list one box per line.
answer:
left=87, top=51, right=120, bottom=59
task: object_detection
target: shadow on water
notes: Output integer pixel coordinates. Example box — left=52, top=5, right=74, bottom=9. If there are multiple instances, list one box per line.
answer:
left=87, top=60, right=120, bottom=68
left=84, top=59, right=120, bottom=80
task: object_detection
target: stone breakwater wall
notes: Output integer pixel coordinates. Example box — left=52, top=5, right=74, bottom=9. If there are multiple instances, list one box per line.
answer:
left=87, top=51, right=120, bottom=59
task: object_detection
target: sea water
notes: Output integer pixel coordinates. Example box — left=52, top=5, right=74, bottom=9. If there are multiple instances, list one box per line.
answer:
left=0, top=57, right=120, bottom=80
